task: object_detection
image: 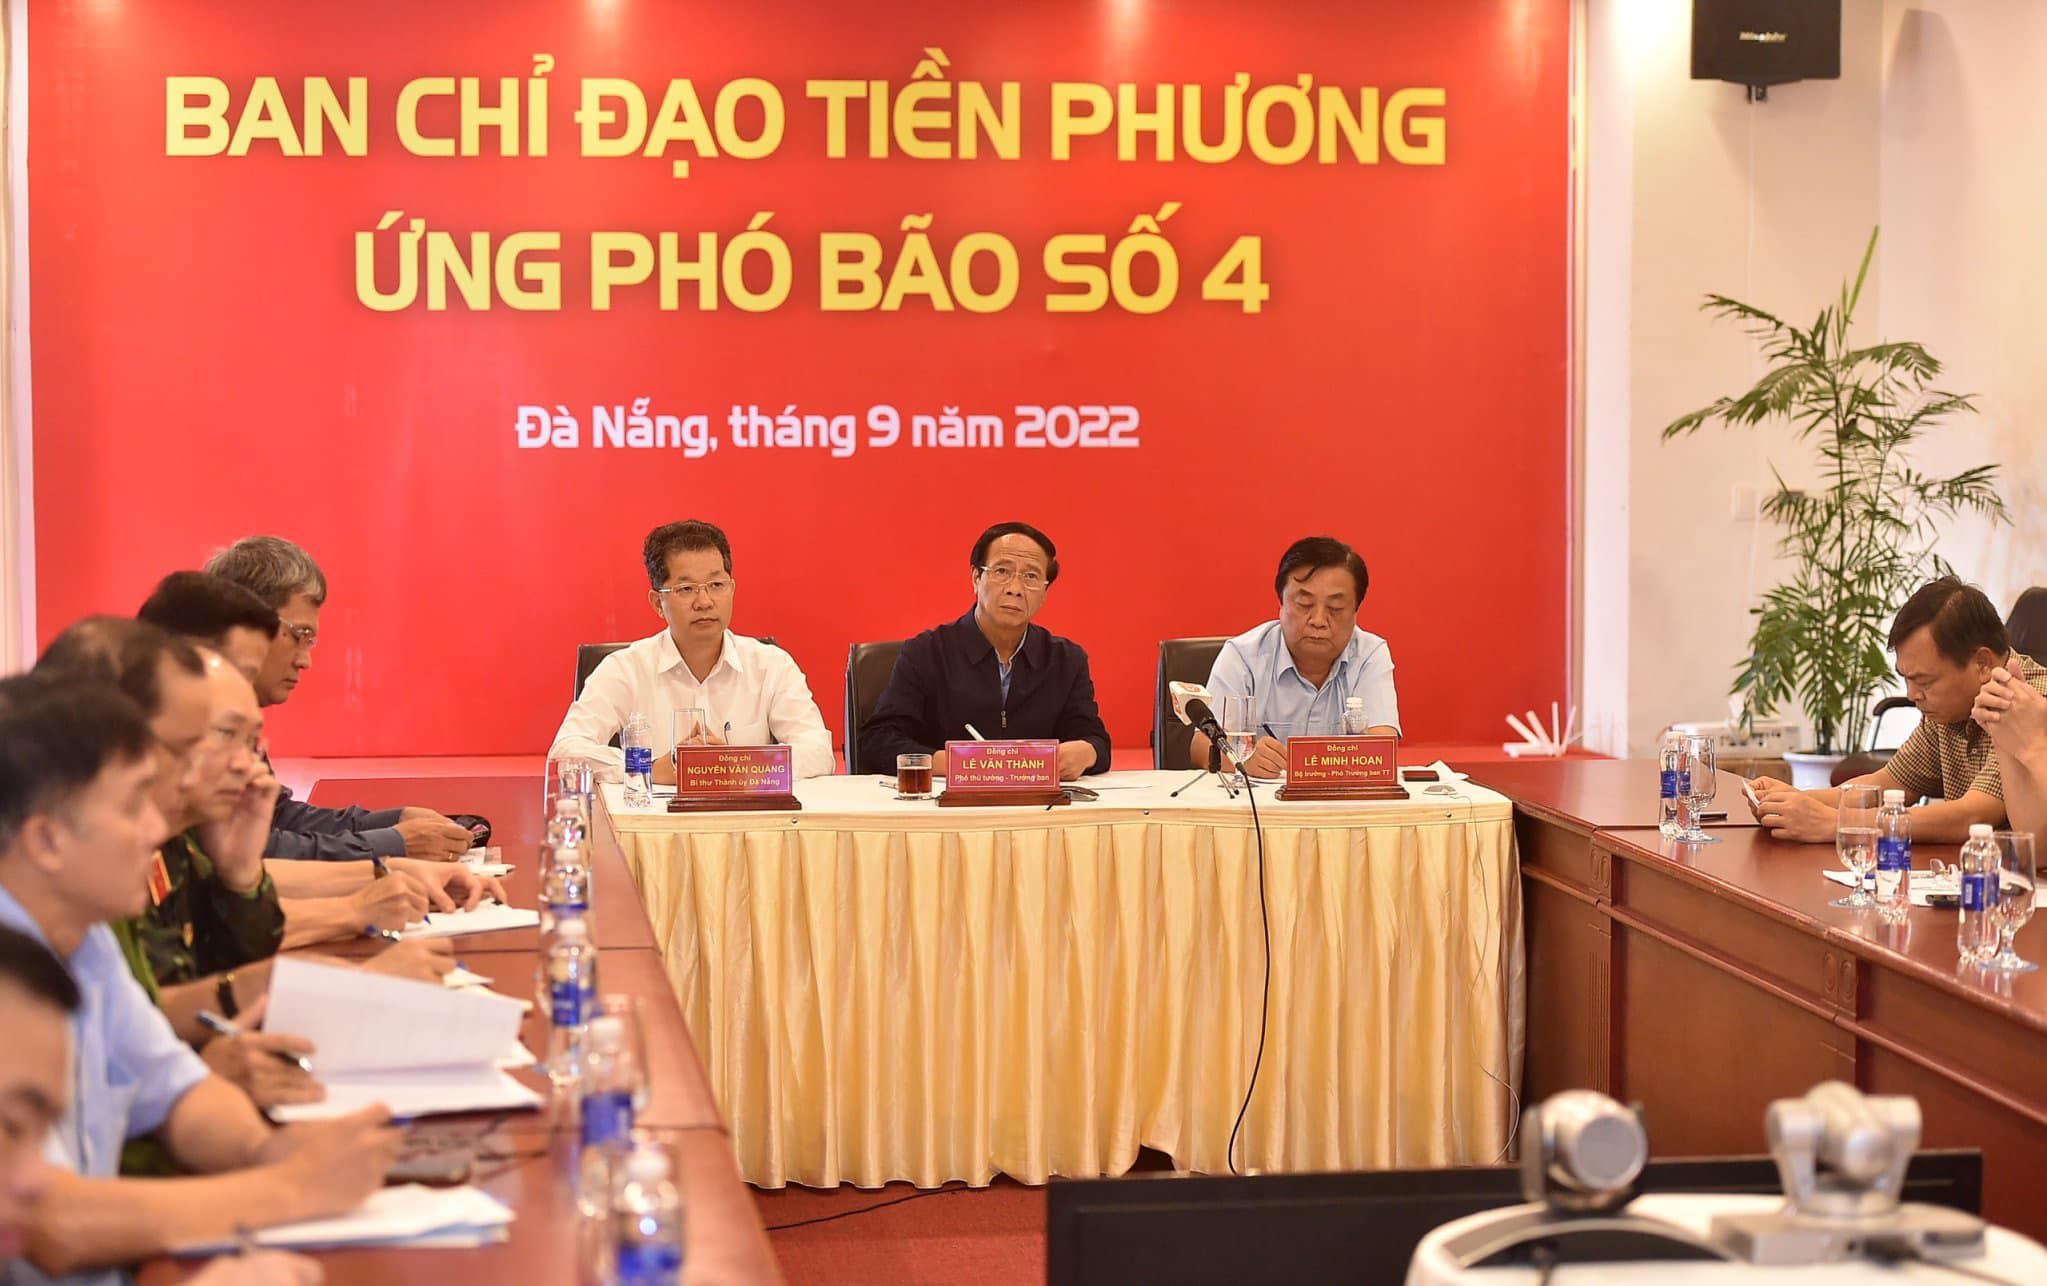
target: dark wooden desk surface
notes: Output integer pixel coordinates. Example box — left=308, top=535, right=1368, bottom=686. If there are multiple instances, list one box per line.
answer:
left=1488, top=757, right=2047, bottom=1243
left=137, top=775, right=776, bottom=1284
left=1458, top=758, right=1762, bottom=833
left=307, top=777, right=655, bottom=953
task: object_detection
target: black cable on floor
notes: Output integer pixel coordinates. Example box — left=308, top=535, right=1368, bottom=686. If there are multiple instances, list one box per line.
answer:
left=1226, top=775, right=1272, bottom=1176
left=763, top=1186, right=963, bottom=1232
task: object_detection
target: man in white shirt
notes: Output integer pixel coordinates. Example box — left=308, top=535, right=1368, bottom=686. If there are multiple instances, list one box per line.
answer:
left=549, top=520, right=835, bottom=781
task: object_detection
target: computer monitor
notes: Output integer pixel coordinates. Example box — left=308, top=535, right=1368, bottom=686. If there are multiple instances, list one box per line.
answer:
left=1045, top=1153, right=1981, bottom=1285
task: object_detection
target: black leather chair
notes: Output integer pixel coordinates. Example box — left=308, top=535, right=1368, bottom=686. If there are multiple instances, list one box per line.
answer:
left=1152, top=637, right=1228, bottom=770
left=1830, top=696, right=1918, bottom=787
left=2009, top=587, right=2047, bottom=661
left=574, top=643, right=630, bottom=701
left=844, top=640, right=905, bottom=774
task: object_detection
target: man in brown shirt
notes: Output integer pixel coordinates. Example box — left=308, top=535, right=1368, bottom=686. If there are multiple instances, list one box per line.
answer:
left=1749, top=578, right=2047, bottom=842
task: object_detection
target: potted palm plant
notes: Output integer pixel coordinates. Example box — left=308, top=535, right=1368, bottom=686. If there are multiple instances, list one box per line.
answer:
left=1661, top=229, right=2007, bottom=787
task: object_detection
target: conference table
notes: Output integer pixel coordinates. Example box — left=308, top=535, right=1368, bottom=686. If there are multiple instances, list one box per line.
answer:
left=606, top=769, right=1525, bottom=1189
left=142, top=775, right=781, bottom=1285
left=1461, top=758, right=2047, bottom=1245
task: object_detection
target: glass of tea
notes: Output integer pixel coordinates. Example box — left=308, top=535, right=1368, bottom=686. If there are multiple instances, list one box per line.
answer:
left=896, top=753, right=935, bottom=800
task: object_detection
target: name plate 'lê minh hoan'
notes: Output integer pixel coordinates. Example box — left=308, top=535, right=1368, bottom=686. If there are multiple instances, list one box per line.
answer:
left=1277, top=735, right=1405, bottom=801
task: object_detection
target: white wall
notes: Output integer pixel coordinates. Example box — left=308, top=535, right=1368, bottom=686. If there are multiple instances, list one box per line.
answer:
left=1879, top=2, right=2047, bottom=608
left=1583, top=0, right=1888, bottom=757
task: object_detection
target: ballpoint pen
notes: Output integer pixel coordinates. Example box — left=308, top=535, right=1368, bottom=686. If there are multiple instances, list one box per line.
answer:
left=196, top=1009, right=315, bottom=1076
left=362, top=926, right=404, bottom=943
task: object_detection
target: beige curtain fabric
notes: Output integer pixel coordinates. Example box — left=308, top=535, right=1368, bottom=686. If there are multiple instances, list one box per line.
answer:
left=615, top=799, right=1523, bottom=1189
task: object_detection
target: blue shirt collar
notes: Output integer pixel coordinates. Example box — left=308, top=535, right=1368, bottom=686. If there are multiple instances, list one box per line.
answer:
left=1276, top=624, right=1362, bottom=685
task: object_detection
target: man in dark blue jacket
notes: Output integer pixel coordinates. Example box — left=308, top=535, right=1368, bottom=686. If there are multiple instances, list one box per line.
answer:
left=858, top=522, right=1111, bottom=780
left=205, top=536, right=472, bottom=861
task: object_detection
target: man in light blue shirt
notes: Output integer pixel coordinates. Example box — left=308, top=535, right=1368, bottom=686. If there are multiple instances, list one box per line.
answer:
left=1192, top=536, right=1401, bottom=778
left=0, top=672, right=398, bottom=1284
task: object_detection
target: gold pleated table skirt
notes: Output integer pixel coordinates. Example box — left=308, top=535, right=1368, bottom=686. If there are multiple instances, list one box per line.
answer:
left=607, top=775, right=1523, bottom=1189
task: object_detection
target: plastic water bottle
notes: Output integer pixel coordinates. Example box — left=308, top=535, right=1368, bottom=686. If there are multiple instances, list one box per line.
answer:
left=622, top=711, right=654, bottom=807
left=541, top=828, right=592, bottom=940
left=1342, top=697, right=1368, bottom=735
left=545, top=918, right=598, bottom=1086
left=1875, top=789, right=1912, bottom=922
left=1658, top=734, right=1683, bottom=839
left=613, top=1144, right=685, bottom=1286
left=541, top=796, right=587, bottom=883
left=1958, top=823, right=2002, bottom=964
left=578, top=1016, right=638, bottom=1215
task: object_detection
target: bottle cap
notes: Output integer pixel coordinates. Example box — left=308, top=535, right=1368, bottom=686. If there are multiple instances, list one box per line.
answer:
left=1882, top=790, right=1906, bottom=806
left=555, top=918, right=589, bottom=941
left=625, top=1147, right=671, bottom=1184
left=1970, top=823, right=1994, bottom=839
left=587, top=1014, right=623, bottom=1047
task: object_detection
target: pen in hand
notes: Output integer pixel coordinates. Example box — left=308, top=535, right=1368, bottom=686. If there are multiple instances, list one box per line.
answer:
left=196, top=1008, right=315, bottom=1076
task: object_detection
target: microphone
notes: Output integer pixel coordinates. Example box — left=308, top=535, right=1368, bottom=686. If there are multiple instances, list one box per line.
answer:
left=1182, top=697, right=1227, bottom=746
left=1169, top=681, right=1212, bottom=726
left=1167, top=680, right=1231, bottom=791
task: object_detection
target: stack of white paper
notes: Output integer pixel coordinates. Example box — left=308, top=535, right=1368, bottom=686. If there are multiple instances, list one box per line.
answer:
left=174, top=1184, right=513, bottom=1254
left=403, top=901, right=541, bottom=939
left=264, top=957, right=543, bottom=1121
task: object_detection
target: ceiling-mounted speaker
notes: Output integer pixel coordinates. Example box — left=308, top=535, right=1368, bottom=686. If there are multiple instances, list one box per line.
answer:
left=1692, top=1, right=1841, bottom=100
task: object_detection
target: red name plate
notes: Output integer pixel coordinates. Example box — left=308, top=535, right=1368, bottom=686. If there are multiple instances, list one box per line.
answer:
left=943, top=740, right=1059, bottom=791
left=675, top=745, right=794, bottom=796
left=1278, top=735, right=1404, bottom=800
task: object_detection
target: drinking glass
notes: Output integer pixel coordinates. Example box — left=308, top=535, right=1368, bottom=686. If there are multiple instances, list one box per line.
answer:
left=896, top=753, right=935, bottom=800
left=1218, top=695, right=1259, bottom=782
left=544, top=755, right=592, bottom=816
left=672, top=707, right=709, bottom=751
left=1831, top=784, right=1881, bottom=909
left=1674, top=735, right=1720, bottom=843
left=1985, top=831, right=2038, bottom=973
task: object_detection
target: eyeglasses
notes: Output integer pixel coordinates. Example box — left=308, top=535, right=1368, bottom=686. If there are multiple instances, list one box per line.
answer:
left=206, top=725, right=266, bottom=756
left=656, top=579, right=735, bottom=600
left=283, top=622, right=318, bottom=649
left=976, top=565, right=1047, bottom=591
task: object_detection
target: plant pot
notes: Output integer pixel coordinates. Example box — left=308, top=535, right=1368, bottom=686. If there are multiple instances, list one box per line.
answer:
left=1783, top=750, right=1848, bottom=791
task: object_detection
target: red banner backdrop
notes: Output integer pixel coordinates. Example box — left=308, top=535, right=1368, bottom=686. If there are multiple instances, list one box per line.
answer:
left=29, top=0, right=1569, bottom=756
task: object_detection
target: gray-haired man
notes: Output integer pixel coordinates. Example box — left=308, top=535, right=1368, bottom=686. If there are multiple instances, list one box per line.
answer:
left=206, top=537, right=472, bottom=862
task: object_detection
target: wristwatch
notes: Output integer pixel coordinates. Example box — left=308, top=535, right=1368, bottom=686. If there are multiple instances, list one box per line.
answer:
left=216, top=969, right=240, bottom=1019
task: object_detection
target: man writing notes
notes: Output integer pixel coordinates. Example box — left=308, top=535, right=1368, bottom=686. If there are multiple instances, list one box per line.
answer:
left=549, top=520, right=834, bottom=781
left=1749, top=578, right=2047, bottom=842
left=858, top=522, right=1111, bottom=780
left=0, top=673, right=398, bottom=1284
left=1190, top=536, right=1401, bottom=778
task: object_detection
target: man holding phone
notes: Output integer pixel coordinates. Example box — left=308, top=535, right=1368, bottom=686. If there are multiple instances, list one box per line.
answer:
left=1747, top=579, right=2047, bottom=842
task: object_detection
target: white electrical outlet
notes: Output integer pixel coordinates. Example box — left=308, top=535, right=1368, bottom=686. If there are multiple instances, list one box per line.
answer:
left=1729, top=482, right=1762, bottom=522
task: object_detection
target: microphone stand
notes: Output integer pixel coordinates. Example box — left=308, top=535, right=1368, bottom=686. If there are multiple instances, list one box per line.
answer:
left=1171, top=736, right=1236, bottom=798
